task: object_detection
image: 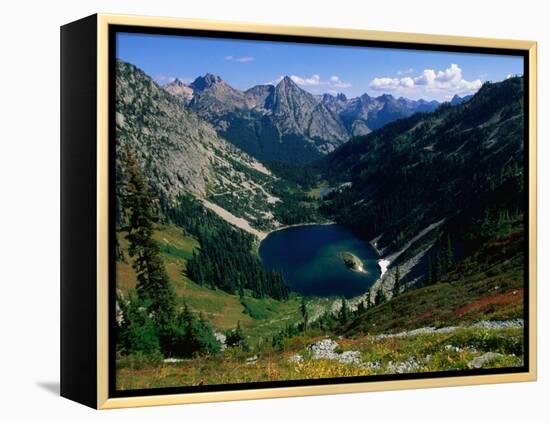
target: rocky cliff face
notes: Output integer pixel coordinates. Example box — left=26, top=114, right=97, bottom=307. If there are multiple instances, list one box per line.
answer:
left=178, top=74, right=349, bottom=163
left=244, top=84, right=274, bottom=110
left=163, top=78, right=194, bottom=104
left=116, top=60, right=280, bottom=232
left=267, top=76, right=349, bottom=153
left=189, top=73, right=249, bottom=115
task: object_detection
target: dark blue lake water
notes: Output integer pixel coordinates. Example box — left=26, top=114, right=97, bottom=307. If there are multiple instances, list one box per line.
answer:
left=259, top=224, right=380, bottom=298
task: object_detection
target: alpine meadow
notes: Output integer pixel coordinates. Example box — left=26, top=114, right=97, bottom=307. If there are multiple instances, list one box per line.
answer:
left=113, top=32, right=527, bottom=391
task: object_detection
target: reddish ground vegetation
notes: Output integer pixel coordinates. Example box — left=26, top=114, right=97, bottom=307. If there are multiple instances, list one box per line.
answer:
left=454, top=289, right=524, bottom=317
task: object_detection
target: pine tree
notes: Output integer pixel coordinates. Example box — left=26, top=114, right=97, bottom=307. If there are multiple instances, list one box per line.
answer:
left=366, top=289, right=371, bottom=308
left=238, top=278, right=245, bottom=300
left=123, top=147, right=175, bottom=329
left=117, top=293, right=159, bottom=355
left=171, top=303, right=220, bottom=357
left=393, top=265, right=401, bottom=297
left=114, top=235, right=125, bottom=262
left=435, top=252, right=443, bottom=283
left=445, top=233, right=453, bottom=270
left=339, top=297, right=349, bottom=325
left=226, top=320, right=249, bottom=351
left=357, top=300, right=365, bottom=315
left=300, top=297, right=309, bottom=332
left=427, top=255, right=433, bottom=285
left=180, top=302, right=193, bottom=331
left=374, top=289, right=387, bottom=306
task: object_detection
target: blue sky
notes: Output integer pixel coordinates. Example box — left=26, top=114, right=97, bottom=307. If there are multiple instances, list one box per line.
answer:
left=116, top=32, right=523, bottom=101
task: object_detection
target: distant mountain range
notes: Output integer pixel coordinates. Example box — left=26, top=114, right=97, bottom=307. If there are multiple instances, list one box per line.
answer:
left=164, top=74, right=476, bottom=163
left=165, top=74, right=348, bottom=163
left=319, top=92, right=440, bottom=136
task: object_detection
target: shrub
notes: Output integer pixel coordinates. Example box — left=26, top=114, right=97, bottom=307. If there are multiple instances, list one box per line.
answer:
left=165, top=305, right=221, bottom=357
left=226, top=321, right=249, bottom=351
left=117, top=295, right=160, bottom=355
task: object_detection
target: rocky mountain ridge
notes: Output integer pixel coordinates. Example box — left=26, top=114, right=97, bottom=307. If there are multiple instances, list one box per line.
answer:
left=166, top=74, right=349, bottom=163
left=115, top=60, right=282, bottom=234
left=163, top=73, right=471, bottom=162
left=321, top=92, right=440, bottom=136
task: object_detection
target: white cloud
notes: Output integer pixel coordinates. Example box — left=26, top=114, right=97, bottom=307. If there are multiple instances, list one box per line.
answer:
left=397, top=67, right=414, bottom=75
left=225, top=55, right=255, bottom=63
left=267, top=74, right=352, bottom=91
left=291, top=74, right=323, bottom=86
left=330, top=75, right=352, bottom=89
left=369, top=64, right=482, bottom=99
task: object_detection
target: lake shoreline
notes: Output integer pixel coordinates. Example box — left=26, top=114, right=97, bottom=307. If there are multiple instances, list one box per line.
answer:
left=259, top=220, right=335, bottom=241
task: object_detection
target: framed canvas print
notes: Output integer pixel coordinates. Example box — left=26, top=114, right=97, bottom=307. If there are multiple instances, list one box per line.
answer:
left=60, top=14, right=537, bottom=409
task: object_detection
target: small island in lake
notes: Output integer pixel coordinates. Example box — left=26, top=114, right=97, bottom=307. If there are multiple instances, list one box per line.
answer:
left=339, top=251, right=367, bottom=273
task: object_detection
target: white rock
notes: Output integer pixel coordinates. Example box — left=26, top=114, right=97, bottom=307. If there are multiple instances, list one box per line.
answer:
left=468, top=352, right=502, bottom=369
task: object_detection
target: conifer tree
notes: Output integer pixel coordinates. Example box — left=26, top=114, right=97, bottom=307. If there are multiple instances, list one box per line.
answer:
left=238, top=283, right=245, bottom=300
left=300, top=297, right=309, bottom=332
left=374, top=289, right=387, bottom=306
left=366, top=289, right=371, bottom=308
left=339, top=297, right=349, bottom=325
left=172, top=303, right=220, bottom=357
left=393, top=265, right=401, bottom=296
left=226, top=320, right=249, bottom=351
left=434, top=252, right=443, bottom=283
left=357, top=300, right=365, bottom=315
left=427, top=255, right=433, bottom=285
left=123, top=147, right=175, bottom=329
left=445, top=233, right=453, bottom=270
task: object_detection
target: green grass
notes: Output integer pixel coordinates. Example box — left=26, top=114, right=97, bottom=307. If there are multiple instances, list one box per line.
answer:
left=241, top=297, right=278, bottom=320
left=116, top=224, right=312, bottom=340
left=307, top=180, right=330, bottom=199
left=116, top=326, right=524, bottom=390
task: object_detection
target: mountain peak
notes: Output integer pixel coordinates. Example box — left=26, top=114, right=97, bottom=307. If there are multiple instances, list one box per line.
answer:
left=163, top=76, right=194, bottom=104
left=277, top=75, right=298, bottom=88
left=336, top=93, right=347, bottom=101
left=449, top=94, right=474, bottom=106
left=191, top=73, right=224, bottom=91
left=169, top=77, right=187, bottom=86
left=359, top=92, right=372, bottom=101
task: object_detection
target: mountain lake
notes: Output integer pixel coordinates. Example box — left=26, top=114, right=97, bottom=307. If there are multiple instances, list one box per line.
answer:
left=259, top=224, right=381, bottom=298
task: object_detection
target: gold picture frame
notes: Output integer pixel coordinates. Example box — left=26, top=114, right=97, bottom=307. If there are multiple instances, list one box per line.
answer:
left=60, top=13, right=537, bottom=409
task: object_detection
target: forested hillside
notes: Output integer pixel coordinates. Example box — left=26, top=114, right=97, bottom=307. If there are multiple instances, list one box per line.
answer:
left=320, top=77, right=525, bottom=291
